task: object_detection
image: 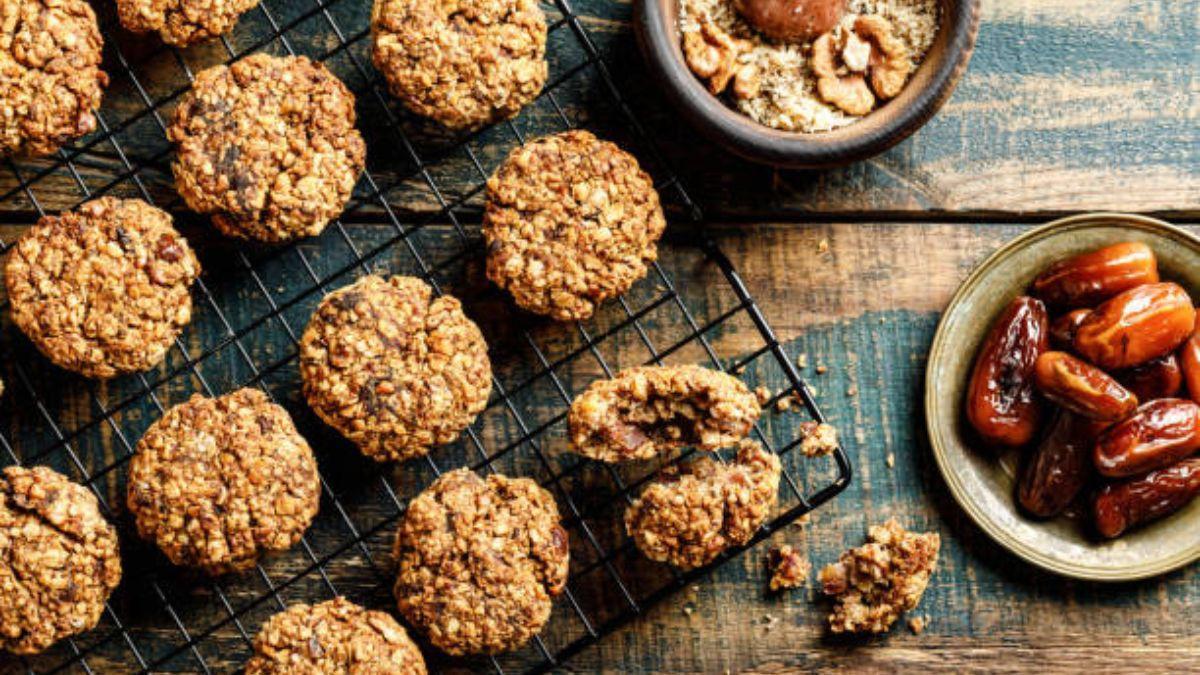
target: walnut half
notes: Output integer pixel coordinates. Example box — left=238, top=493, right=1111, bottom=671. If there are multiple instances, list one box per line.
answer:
left=683, top=19, right=760, bottom=100
left=811, top=32, right=874, bottom=116
left=811, top=15, right=914, bottom=116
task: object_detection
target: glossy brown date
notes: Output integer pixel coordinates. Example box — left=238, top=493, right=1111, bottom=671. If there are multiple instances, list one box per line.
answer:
left=1179, top=333, right=1200, bottom=404
left=1031, top=241, right=1159, bottom=309
left=966, top=296, right=1049, bottom=448
left=1033, top=351, right=1137, bottom=421
left=1018, top=411, right=1099, bottom=518
left=1049, top=309, right=1091, bottom=350
left=1117, top=354, right=1183, bottom=401
left=1093, top=398, right=1200, bottom=477
left=1073, top=282, right=1196, bottom=370
left=1093, top=457, right=1200, bottom=538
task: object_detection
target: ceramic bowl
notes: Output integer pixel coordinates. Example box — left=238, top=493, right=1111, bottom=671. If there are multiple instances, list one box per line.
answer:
left=926, top=213, right=1200, bottom=581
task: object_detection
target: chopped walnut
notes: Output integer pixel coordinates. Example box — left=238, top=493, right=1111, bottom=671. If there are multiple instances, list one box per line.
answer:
left=799, top=421, right=839, bottom=457
left=767, top=544, right=810, bottom=592
left=841, top=31, right=871, bottom=73
left=683, top=19, right=757, bottom=98
left=811, top=15, right=913, bottom=115
left=731, top=64, right=762, bottom=100
left=811, top=32, right=874, bottom=116
left=854, top=15, right=912, bottom=99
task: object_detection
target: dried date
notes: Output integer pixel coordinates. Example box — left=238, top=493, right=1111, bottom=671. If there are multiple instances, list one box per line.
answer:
left=1117, top=354, right=1182, bottom=401
left=1093, top=398, right=1200, bottom=478
left=1018, top=411, right=1099, bottom=518
left=1093, top=457, right=1200, bottom=538
left=1073, top=282, right=1196, bottom=370
left=1049, top=309, right=1091, bottom=351
left=1179, top=333, right=1200, bottom=404
left=966, top=296, right=1049, bottom=448
left=1033, top=351, right=1137, bottom=422
left=1031, top=241, right=1158, bottom=309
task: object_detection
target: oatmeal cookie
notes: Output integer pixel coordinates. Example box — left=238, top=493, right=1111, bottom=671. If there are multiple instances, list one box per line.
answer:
left=483, top=130, right=666, bottom=321
left=393, top=469, right=568, bottom=655
left=168, top=54, right=366, bottom=243
left=117, top=0, right=261, bottom=46
left=370, top=0, right=547, bottom=130
left=624, top=441, right=780, bottom=570
left=569, top=365, right=761, bottom=462
left=0, top=465, right=121, bottom=655
left=300, top=275, right=492, bottom=463
left=0, top=0, right=107, bottom=158
left=127, top=388, right=321, bottom=576
left=818, top=518, right=940, bottom=633
left=5, top=197, right=200, bottom=379
left=246, top=597, right=426, bottom=674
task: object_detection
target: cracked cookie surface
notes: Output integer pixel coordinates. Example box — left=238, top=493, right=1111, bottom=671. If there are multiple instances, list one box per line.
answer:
left=117, top=0, right=261, bottom=46
left=393, top=469, right=568, bottom=655
left=625, top=441, right=780, bottom=570
left=246, top=597, right=426, bottom=674
left=5, top=197, right=200, bottom=379
left=127, top=388, right=320, bottom=576
left=168, top=54, right=365, bottom=242
left=483, top=130, right=666, bottom=321
left=300, top=275, right=492, bottom=463
left=0, top=465, right=121, bottom=655
left=371, top=0, right=547, bottom=130
left=569, top=364, right=761, bottom=462
left=0, top=0, right=107, bottom=158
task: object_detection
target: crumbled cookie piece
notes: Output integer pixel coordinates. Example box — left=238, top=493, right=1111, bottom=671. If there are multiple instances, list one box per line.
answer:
left=0, top=0, right=107, bottom=158
left=818, top=519, right=940, bottom=634
left=246, top=597, right=426, bottom=674
left=799, top=421, right=839, bottom=457
left=483, top=130, right=666, bottom=321
left=5, top=197, right=200, bottom=379
left=394, top=469, right=568, bottom=655
left=767, top=544, right=809, bottom=592
left=908, top=615, right=925, bottom=635
left=169, top=54, right=365, bottom=242
left=299, top=275, right=492, bottom=463
left=371, top=0, right=546, bottom=130
left=0, top=465, right=121, bottom=654
left=625, top=441, right=781, bottom=570
left=117, top=0, right=260, bottom=46
left=127, top=388, right=321, bottom=576
left=569, top=365, right=761, bottom=462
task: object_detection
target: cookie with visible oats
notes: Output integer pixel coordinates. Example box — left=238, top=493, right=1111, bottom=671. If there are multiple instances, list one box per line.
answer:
left=0, top=465, right=122, bottom=655
left=246, top=597, right=427, bottom=674
left=5, top=197, right=200, bottom=379
left=370, top=0, right=547, bottom=130
left=127, top=388, right=320, bottom=576
left=569, top=364, right=761, bottom=462
left=624, top=441, right=780, bottom=570
left=0, top=0, right=107, bottom=158
left=299, top=275, right=492, bottom=463
left=483, top=130, right=666, bottom=321
left=117, top=0, right=261, bottom=46
left=168, top=54, right=365, bottom=243
left=393, top=469, right=569, bottom=655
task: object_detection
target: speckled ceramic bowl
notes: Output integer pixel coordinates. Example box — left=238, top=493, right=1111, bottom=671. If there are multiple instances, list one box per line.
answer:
left=926, top=213, right=1200, bottom=581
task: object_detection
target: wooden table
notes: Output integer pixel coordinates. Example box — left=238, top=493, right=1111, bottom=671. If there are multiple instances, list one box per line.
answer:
left=1, top=0, right=1196, bottom=673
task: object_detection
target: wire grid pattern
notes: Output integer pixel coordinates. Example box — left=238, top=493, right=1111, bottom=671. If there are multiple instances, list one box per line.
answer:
left=0, top=0, right=851, bottom=672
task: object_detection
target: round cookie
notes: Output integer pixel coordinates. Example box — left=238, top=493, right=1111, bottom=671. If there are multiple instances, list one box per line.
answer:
left=246, top=597, right=426, bottom=674
left=0, top=0, right=107, bottom=158
left=127, top=388, right=320, bottom=576
left=299, top=275, right=491, bottom=463
left=168, top=54, right=366, bottom=243
left=0, top=465, right=122, bottom=655
left=483, top=130, right=666, bottom=321
left=393, top=469, right=568, bottom=655
left=5, top=197, right=200, bottom=379
left=371, top=0, right=547, bottom=130
left=117, top=0, right=262, bottom=46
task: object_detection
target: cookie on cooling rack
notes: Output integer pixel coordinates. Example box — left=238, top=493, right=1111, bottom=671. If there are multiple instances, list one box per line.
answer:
left=246, top=597, right=427, bottom=674
left=5, top=197, right=200, bottom=380
left=370, top=0, right=547, bottom=130
left=299, top=275, right=492, bottom=463
left=483, top=130, right=666, bottom=321
left=117, top=0, right=261, bottom=46
left=127, top=388, right=320, bottom=576
left=0, top=465, right=122, bottom=655
left=393, top=469, right=568, bottom=655
left=0, top=0, right=107, bottom=158
left=624, top=441, right=780, bottom=570
left=168, top=54, right=365, bottom=243
left=569, top=364, right=761, bottom=462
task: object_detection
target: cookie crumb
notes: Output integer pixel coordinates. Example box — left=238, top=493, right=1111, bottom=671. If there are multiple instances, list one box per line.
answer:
left=775, top=396, right=792, bottom=412
left=817, top=239, right=829, bottom=254
left=799, top=422, right=839, bottom=457
left=796, top=353, right=809, bottom=370
left=816, top=365, right=828, bottom=374
left=908, top=615, right=926, bottom=635
left=754, top=385, right=771, bottom=406
left=767, top=544, right=810, bottom=592
left=886, top=453, right=895, bottom=468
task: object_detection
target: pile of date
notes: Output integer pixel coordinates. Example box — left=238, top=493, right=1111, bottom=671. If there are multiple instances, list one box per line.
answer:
left=967, top=241, right=1200, bottom=539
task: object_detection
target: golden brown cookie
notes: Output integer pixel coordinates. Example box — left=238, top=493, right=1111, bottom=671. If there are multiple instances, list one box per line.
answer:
left=168, top=54, right=365, bottom=242
left=370, top=0, right=547, bottom=130
left=0, top=465, right=121, bottom=655
left=5, top=197, right=200, bottom=379
left=127, top=388, right=320, bottom=576
left=299, top=275, right=492, bottom=463
left=117, top=0, right=261, bottom=46
left=246, top=598, right=426, bottom=674
left=0, top=0, right=107, bottom=158
left=393, top=469, right=568, bottom=655
left=483, top=130, right=666, bottom=321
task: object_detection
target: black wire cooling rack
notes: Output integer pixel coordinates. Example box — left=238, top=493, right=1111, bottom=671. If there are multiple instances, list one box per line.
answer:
left=0, top=0, right=851, bottom=672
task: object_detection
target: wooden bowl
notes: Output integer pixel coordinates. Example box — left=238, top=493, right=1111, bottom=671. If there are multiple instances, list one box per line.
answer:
left=634, top=0, right=981, bottom=168
left=926, top=213, right=1200, bottom=581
